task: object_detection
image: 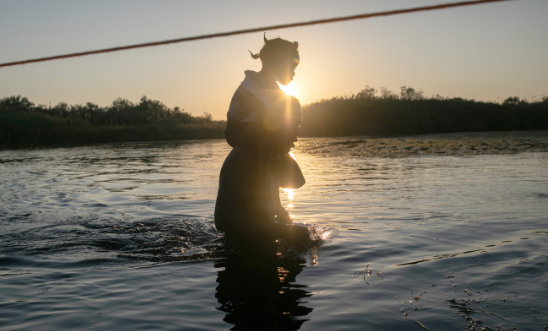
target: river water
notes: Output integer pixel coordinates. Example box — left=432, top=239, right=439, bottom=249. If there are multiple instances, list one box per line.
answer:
left=1, top=131, right=547, bottom=331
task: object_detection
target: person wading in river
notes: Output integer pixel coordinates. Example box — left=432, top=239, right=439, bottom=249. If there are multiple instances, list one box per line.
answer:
left=216, top=34, right=308, bottom=248
left=224, top=34, right=302, bottom=224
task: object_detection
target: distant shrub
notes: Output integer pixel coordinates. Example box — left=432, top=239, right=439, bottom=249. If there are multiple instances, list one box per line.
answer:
left=301, top=87, right=548, bottom=137
left=0, top=96, right=225, bottom=148
left=2, top=90, right=547, bottom=148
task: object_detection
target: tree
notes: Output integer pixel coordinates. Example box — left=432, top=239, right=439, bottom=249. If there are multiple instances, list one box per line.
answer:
left=379, top=87, right=396, bottom=99
left=502, top=96, right=527, bottom=105
left=201, top=112, right=213, bottom=122
left=0, top=95, right=34, bottom=113
left=399, top=86, right=424, bottom=101
left=356, top=86, right=377, bottom=99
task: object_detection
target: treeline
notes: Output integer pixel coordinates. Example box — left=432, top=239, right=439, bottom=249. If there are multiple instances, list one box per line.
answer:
left=300, top=86, right=548, bottom=136
left=2, top=87, right=547, bottom=149
left=0, top=96, right=225, bottom=148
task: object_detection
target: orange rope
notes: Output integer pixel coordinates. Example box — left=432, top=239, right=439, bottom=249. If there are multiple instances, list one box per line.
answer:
left=0, top=0, right=510, bottom=69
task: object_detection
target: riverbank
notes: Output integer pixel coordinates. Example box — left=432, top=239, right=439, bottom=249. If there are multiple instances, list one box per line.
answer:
left=1, top=90, right=547, bottom=150
left=0, top=96, right=225, bottom=149
left=300, top=87, right=548, bottom=137
left=0, top=112, right=225, bottom=150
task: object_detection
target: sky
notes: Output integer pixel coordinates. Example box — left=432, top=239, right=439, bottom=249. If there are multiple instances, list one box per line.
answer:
left=1, top=0, right=547, bottom=119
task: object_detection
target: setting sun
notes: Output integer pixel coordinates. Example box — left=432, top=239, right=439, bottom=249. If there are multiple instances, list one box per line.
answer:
left=279, top=82, right=298, bottom=97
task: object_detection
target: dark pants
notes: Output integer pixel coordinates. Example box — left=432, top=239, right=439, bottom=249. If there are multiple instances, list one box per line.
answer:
left=214, top=146, right=309, bottom=249
left=215, top=189, right=277, bottom=248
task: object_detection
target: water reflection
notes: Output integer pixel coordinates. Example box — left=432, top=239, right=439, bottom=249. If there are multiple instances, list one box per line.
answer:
left=215, top=249, right=312, bottom=330
left=2, top=134, right=547, bottom=330
left=283, top=188, right=295, bottom=211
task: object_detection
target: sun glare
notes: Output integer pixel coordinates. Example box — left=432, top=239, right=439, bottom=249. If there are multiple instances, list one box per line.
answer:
left=278, top=82, right=298, bottom=97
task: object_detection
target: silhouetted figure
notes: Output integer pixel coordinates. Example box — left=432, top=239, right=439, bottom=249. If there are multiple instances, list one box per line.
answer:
left=215, top=249, right=313, bottom=330
left=215, top=34, right=308, bottom=248
left=224, top=34, right=302, bottom=222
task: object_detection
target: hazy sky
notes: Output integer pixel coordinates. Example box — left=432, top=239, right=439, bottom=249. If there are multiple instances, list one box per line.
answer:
left=1, top=0, right=546, bottom=119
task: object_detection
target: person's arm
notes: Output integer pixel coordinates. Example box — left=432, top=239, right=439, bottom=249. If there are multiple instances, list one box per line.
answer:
left=274, top=153, right=305, bottom=189
left=272, top=222, right=309, bottom=245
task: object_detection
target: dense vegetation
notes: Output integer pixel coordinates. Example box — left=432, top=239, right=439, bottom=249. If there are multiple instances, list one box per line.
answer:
left=0, top=96, right=225, bottom=148
left=1, top=87, right=547, bottom=149
left=300, top=86, right=548, bottom=136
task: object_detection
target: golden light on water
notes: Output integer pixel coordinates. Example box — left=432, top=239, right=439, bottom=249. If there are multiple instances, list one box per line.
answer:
left=283, top=188, right=295, bottom=201
left=283, top=188, right=295, bottom=209
left=283, top=153, right=297, bottom=211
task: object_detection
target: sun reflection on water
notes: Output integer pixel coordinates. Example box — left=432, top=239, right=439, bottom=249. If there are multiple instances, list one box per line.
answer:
left=283, top=188, right=295, bottom=200
left=283, top=188, right=295, bottom=210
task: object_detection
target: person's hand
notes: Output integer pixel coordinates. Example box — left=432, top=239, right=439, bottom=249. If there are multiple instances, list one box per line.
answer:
left=288, top=225, right=309, bottom=245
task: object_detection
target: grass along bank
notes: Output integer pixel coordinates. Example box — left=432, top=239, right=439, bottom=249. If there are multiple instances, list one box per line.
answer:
left=1, top=87, right=547, bottom=149
left=0, top=96, right=225, bottom=149
left=300, top=86, right=548, bottom=137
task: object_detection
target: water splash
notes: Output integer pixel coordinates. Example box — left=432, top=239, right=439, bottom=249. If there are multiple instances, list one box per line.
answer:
left=304, top=223, right=337, bottom=242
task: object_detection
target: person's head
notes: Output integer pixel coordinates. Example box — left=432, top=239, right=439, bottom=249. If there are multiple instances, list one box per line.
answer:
left=249, top=34, right=300, bottom=85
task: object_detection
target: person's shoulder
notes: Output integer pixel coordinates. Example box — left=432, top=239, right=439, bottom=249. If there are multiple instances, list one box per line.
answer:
left=240, top=70, right=262, bottom=90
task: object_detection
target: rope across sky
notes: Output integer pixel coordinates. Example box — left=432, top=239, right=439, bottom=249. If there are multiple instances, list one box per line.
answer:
left=0, top=0, right=510, bottom=69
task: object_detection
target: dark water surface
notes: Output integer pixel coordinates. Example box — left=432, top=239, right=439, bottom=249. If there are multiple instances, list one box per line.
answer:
left=1, top=131, right=547, bottom=331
